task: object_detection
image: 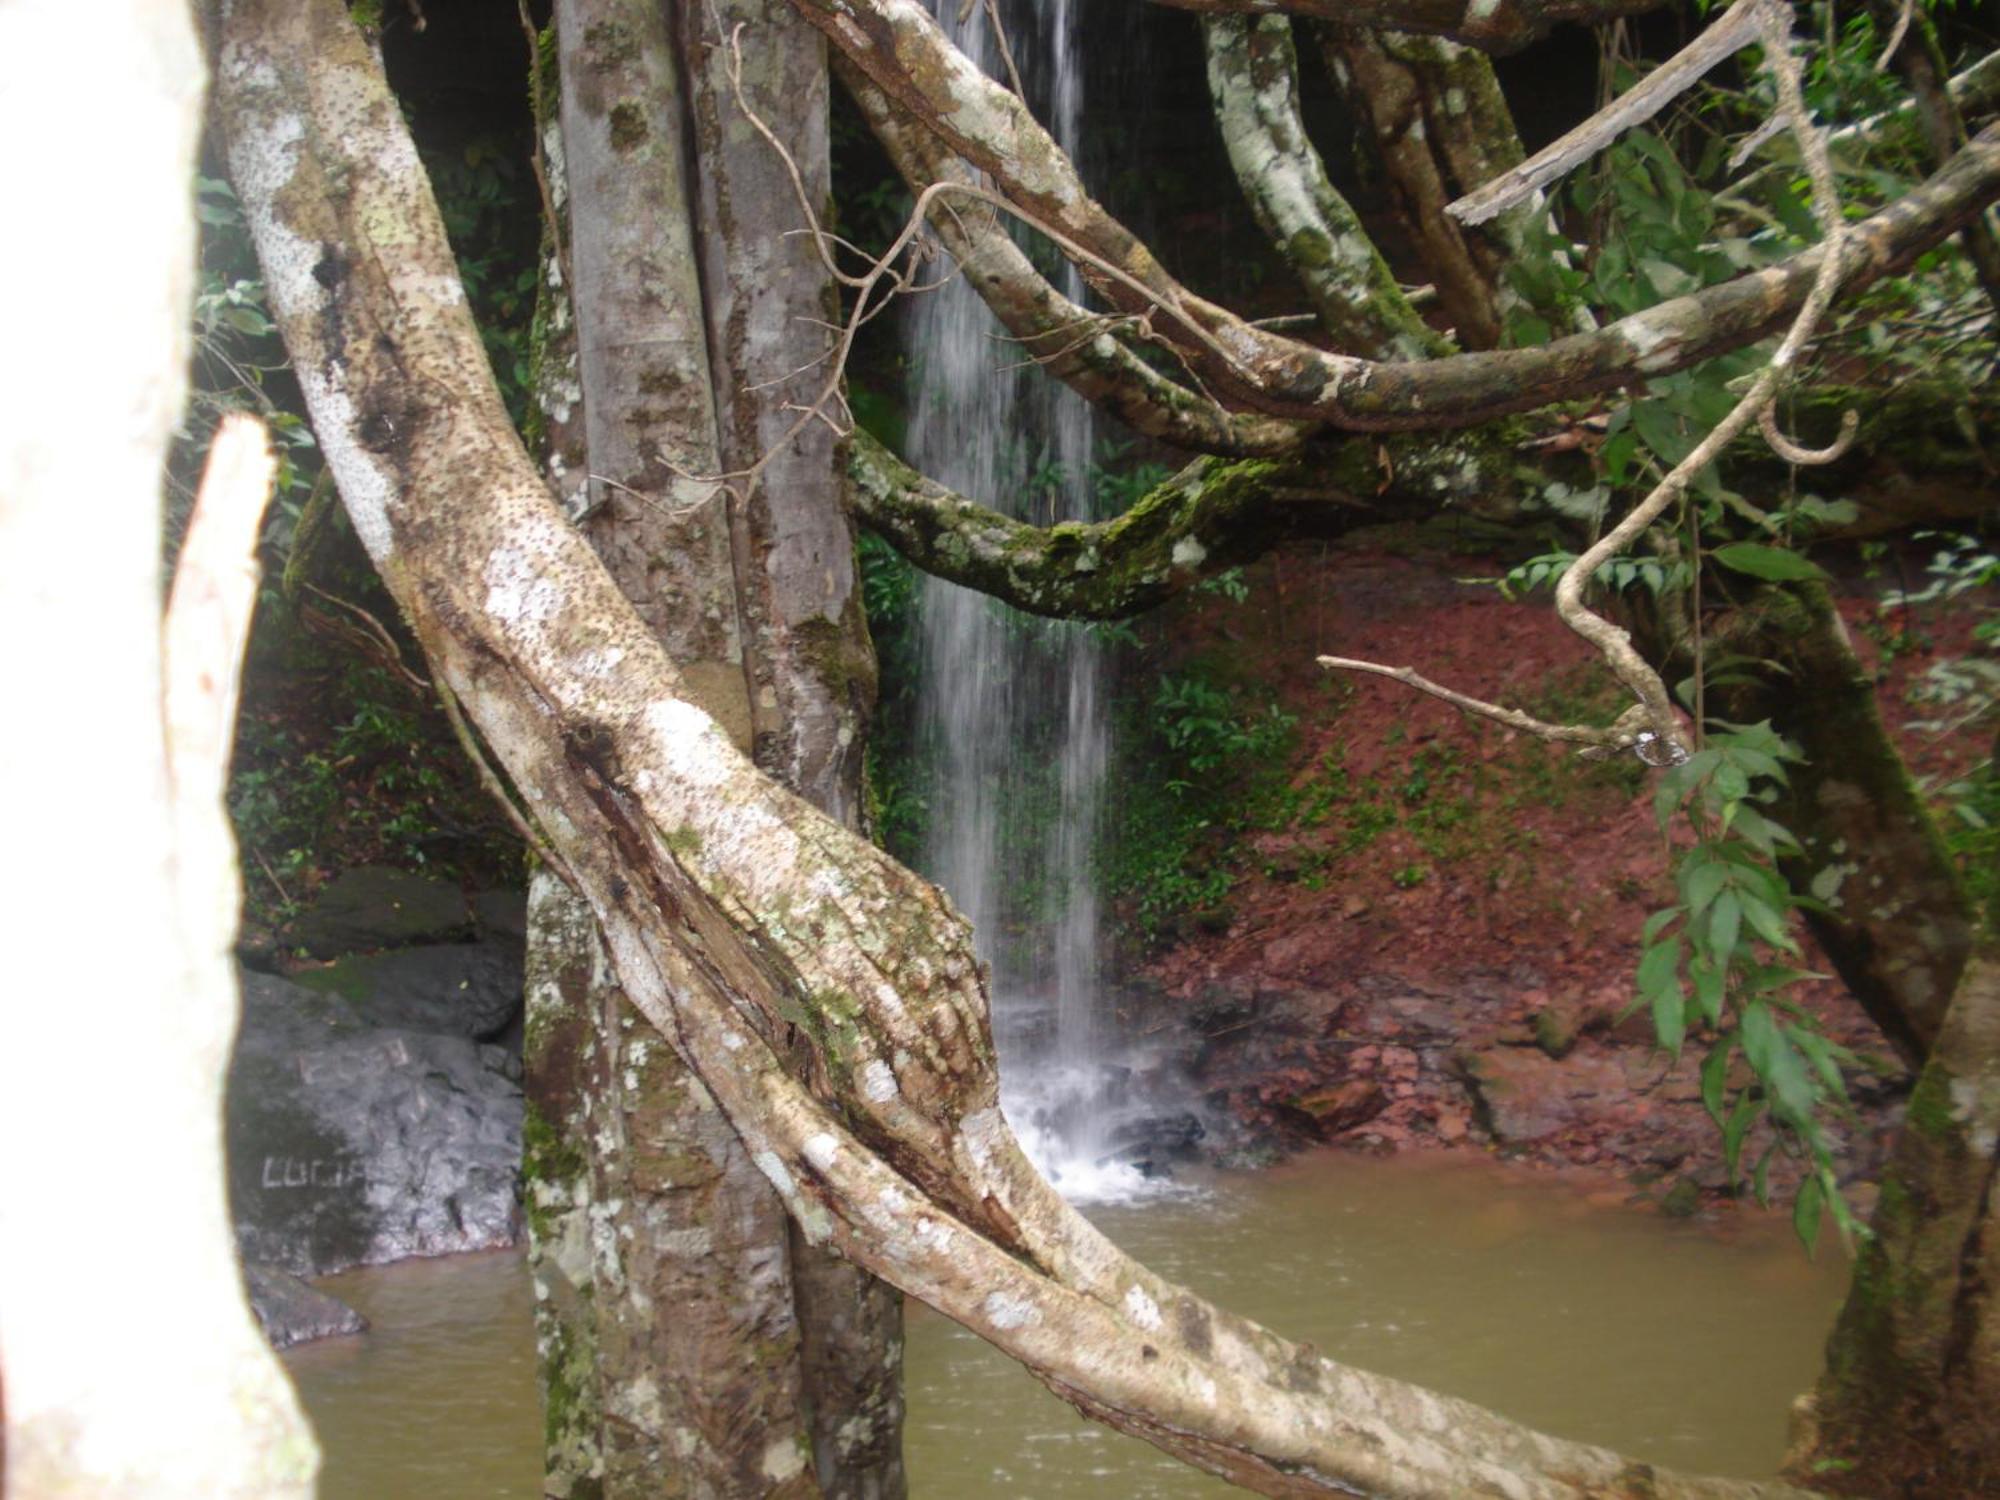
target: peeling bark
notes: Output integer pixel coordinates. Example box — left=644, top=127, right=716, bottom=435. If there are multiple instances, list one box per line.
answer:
left=790, top=0, right=2000, bottom=430
left=1788, top=946, right=2000, bottom=1496
left=1204, top=15, right=1448, bottom=358
left=211, top=4, right=1835, bottom=1494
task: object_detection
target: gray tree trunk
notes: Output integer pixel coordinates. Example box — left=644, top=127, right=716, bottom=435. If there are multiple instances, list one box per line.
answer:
left=1787, top=947, right=2000, bottom=1495
left=523, top=4, right=818, bottom=1495
left=678, top=3, right=906, bottom=1491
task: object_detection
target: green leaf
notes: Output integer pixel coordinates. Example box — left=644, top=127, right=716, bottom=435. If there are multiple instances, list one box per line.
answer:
left=1712, top=542, right=1827, bottom=582
left=1701, top=1034, right=1734, bottom=1126
left=1793, top=1171, right=1824, bottom=1254
left=1652, top=981, right=1686, bottom=1058
left=1793, top=1028, right=1852, bottom=1105
left=1654, top=775, right=1686, bottom=834
left=1690, top=956, right=1725, bottom=1024
left=1765, top=1027, right=1819, bottom=1124
left=1681, top=856, right=1729, bottom=915
left=1741, top=1000, right=1778, bottom=1076
left=1753, top=1144, right=1775, bottom=1207
left=1638, top=936, right=1684, bottom=999
left=1633, top=399, right=1695, bottom=466
left=1713, top=761, right=1750, bottom=805
left=1709, top=891, right=1743, bottom=968
left=1740, top=891, right=1799, bottom=954
left=1642, top=907, right=1683, bottom=944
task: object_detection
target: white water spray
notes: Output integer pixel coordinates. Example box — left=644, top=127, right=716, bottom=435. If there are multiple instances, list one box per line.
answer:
left=908, top=0, right=1179, bottom=1202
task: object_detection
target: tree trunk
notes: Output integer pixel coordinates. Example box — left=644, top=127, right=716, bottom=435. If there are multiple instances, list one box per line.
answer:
left=1786, top=946, right=2000, bottom=1495
left=678, top=2, right=905, bottom=1490
left=0, top=2, right=315, bottom=1494
left=522, top=4, right=818, bottom=1494
left=1702, top=582, right=1976, bottom=1064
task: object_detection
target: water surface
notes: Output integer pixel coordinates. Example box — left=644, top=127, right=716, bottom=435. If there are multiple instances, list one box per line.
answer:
left=286, top=1152, right=1847, bottom=1498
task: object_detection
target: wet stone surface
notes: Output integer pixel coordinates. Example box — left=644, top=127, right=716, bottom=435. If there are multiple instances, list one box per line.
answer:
left=228, top=969, right=523, bottom=1280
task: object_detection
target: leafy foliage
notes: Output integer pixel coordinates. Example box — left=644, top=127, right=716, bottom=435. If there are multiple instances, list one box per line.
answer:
left=1638, top=723, right=1862, bottom=1252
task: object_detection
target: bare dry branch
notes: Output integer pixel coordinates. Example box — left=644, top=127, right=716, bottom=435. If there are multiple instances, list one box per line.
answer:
left=1447, top=0, right=1775, bottom=225
left=165, top=413, right=277, bottom=833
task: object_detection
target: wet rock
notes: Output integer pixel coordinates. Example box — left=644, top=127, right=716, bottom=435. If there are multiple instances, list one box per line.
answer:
left=289, top=942, right=523, bottom=1043
left=284, top=865, right=471, bottom=958
left=1284, top=1080, right=1388, bottom=1139
left=470, top=887, right=529, bottom=944
left=243, top=1261, right=366, bottom=1350
left=1455, top=1045, right=1627, bottom=1143
left=1105, top=1111, right=1208, bottom=1175
left=1659, top=1177, right=1702, bottom=1218
left=227, top=970, right=522, bottom=1276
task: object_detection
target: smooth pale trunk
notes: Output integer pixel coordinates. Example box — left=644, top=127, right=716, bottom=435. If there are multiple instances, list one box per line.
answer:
left=0, top=2, right=315, bottom=1495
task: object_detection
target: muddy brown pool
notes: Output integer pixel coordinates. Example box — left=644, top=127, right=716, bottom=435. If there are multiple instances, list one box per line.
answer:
left=286, top=1152, right=1848, bottom=1498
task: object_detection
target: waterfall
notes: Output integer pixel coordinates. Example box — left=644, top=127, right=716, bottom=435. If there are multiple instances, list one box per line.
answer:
left=907, top=0, right=1169, bottom=1200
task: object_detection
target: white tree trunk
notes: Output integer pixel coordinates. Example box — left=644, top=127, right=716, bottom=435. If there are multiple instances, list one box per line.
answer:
left=0, top=3, right=316, bottom=1495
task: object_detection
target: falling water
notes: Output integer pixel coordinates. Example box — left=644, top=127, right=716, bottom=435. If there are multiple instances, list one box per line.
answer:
left=908, top=0, right=1154, bottom=1198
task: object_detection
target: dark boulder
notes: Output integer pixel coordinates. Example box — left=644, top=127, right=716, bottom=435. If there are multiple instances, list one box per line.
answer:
left=283, top=865, right=471, bottom=958
left=243, top=1262, right=367, bottom=1350
left=227, top=970, right=521, bottom=1276
left=1104, top=1111, right=1208, bottom=1176
left=288, top=942, right=523, bottom=1042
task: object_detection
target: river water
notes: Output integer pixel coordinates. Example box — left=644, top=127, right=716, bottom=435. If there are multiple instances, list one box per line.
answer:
left=286, top=1152, right=1847, bottom=1497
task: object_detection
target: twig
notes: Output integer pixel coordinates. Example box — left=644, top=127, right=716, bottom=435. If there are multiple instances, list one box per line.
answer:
left=301, top=583, right=429, bottom=692
left=980, top=0, right=1028, bottom=103
left=1758, top=405, right=1860, bottom=465
left=1876, top=0, right=1916, bottom=73
left=1312, top=657, right=1642, bottom=749
left=252, top=846, right=295, bottom=909
left=1450, top=0, right=1777, bottom=225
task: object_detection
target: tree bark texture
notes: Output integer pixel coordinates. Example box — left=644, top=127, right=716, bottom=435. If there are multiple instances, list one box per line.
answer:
left=212, top=4, right=1840, bottom=1494
left=1203, top=15, right=1450, bottom=359
left=678, top=2, right=906, bottom=1489
left=0, top=1, right=316, bottom=1495
left=1315, top=23, right=1584, bottom=347
left=524, top=5, right=820, bottom=1495
left=1788, top=946, right=2000, bottom=1496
